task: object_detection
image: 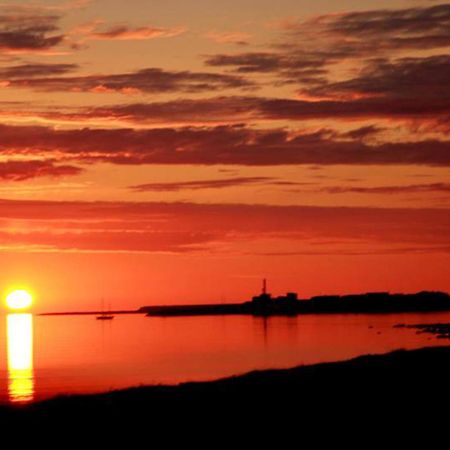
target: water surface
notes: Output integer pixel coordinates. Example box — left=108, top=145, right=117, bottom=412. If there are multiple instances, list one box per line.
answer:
left=0, top=311, right=448, bottom=403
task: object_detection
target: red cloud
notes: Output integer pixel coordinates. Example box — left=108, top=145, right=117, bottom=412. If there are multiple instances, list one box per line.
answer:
left=11, top=91, right=448, bottom=128
left=319, top=183, right=450, bottom=195
left=0, top=63, right=77, bottom=78
left=0, top=12, right=65, bottom=54
left=0, top=199, right=448, bottom=253
left=0, top=124, right=448, bottom=167
left=129, top=177, right=277, bottom=192
left=89, top=24, right=186, bottom=40
left=5, top=67, right=253, bottom=93
left=204, top=4, right=450, bottom=91
left=206, top=31, right=251, bottom=46
left=0, top=159, right=82, bottom=181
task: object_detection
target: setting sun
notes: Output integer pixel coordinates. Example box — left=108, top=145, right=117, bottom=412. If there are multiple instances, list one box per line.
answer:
left=6, top=290, right=33, bottom=311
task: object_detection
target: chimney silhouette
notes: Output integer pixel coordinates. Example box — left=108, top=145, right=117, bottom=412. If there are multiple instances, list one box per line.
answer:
left=262, top=278, right=267, bottom=295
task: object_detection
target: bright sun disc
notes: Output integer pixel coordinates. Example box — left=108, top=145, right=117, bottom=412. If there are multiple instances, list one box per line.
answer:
left=6, top=290, right=33, bottom=310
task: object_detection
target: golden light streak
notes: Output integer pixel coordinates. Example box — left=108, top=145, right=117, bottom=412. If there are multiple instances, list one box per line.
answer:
left=6, top=313, right=35, bottom=403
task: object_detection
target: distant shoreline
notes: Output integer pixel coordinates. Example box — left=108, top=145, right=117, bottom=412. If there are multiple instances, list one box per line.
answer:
left=38, top=310, right=141, bottom=316
left=37, top=291, right=450, bottom=317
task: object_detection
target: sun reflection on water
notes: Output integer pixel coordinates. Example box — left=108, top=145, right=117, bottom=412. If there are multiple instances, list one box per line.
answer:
left=7, top=313, right=34, bottom=403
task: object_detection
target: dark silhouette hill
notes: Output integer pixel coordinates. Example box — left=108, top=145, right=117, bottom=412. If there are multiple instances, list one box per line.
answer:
left=1, top=345, right=449, bottom=431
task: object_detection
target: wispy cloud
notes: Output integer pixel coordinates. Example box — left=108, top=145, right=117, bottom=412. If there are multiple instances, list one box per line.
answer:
left=0, top=199, right=448, bottom=253
left=0, top=159, right=82, bottom=181
left=205, top=4, right=450, bottom=89
left=205, top=31, right=251, bottom=46
left=83, top=22, right=186, bottom=41
left=0, top=10, right=65, bottom=54
left=0, top=62, right=78, bottom=77
left=320, top=183, right=450, bottom=195
left=0, top=123, right=448, bottom=167
left=4, top=67, right=254, bottom=94
left=129, top=176, right=277, bottom=192
left=301, top=55, right=450, bottom=101
left=39, top=94, right=448, bottom=127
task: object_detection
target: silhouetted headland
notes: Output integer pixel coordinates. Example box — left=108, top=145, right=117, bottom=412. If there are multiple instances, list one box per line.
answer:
left=39, top=285, right=450, bottom=317
left=141, top=286, right=450, bottom=317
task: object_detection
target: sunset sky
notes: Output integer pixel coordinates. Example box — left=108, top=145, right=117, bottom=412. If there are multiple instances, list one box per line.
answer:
left=0, top=0, right=449, bottom=311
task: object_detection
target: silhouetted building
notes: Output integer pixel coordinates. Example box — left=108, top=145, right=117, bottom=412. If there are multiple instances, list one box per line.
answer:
left=252, top=278, right=272, bottom=306
left=251, top=280, right=300, bottom=315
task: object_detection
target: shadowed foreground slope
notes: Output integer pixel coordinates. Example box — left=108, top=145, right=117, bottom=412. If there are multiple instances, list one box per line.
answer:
left=1, top=346, right=449, bottom=427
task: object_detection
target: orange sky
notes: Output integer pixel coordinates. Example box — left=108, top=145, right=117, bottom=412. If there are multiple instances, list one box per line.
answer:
left=0, top=0, right=449, bottom=311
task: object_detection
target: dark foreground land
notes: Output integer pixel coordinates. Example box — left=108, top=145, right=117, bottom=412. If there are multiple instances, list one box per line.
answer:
left=2, top=345, right=450, bottom=430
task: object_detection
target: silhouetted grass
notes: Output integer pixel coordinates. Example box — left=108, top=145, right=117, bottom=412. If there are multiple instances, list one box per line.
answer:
left=1, top=345, right=449, bottom=430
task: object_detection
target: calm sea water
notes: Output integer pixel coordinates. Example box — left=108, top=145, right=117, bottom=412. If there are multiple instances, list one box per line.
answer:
left=0, top=311, right=449, bottom=404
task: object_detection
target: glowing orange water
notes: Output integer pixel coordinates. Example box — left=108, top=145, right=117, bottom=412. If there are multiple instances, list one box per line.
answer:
left=6, top=314, right=34, bottom=403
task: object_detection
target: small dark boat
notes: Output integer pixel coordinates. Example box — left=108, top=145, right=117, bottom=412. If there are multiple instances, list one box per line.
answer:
left=96, top=314, right=114, bottom=320
left=96, top=299, right=114, bottom=320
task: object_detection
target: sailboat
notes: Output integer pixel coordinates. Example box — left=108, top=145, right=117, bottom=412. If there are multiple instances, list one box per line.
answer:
left=96, top=299, right=114, bottom=320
